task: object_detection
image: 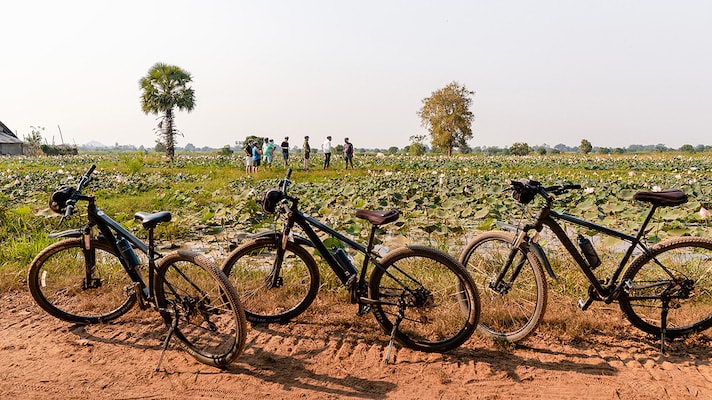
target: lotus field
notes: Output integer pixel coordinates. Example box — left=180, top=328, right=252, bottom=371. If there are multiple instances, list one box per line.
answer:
left=2, top=152, right=711, bottom=292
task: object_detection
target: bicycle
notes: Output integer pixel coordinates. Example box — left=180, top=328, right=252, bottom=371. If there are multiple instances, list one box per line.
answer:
left=459, top=178, right=712, bottom=351
left=220, top=169, right=479, bottom=362
left=28, top=165, right=248, bottom=369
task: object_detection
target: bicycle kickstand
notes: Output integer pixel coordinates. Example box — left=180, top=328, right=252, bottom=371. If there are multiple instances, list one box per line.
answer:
left=156, top=306, right=179, bottom=372
left=384, top=298, right=405, bottom=365
left=660, top=298, right=669, bottom=354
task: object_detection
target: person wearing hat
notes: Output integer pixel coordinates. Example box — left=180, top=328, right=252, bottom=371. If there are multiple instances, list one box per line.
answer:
left=321, top=135, right=332, bottom=169
left=280, top=136, right=290, bottom=167
left=343, top=137, right=354, bottom=169
left=303, top=135, right=311, bottom=171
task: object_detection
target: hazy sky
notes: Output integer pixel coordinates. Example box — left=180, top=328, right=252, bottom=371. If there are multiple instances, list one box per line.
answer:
left=3, top=1, right=711, bottom=150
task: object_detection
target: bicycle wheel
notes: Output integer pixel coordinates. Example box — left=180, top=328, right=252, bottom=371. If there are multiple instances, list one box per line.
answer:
left=369, top=245, right=479, bottom=352
left=221, top=238, right=320, bottom=324
left=154, top=250, right=247, bottom=368
left=459, top=231, right=547, bottom=342
left=619, top=236, right=712, bottom=339
left=27, top=238, right=136, bottom=324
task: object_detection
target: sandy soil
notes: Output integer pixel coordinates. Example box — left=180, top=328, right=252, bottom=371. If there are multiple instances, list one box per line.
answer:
left=1, top=290, right=711, bottom=400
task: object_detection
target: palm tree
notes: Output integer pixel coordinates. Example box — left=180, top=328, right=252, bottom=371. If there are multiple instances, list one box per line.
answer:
left=139, top=63, right=195, bottom=160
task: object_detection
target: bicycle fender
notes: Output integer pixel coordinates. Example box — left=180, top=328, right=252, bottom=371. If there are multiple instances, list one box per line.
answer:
left=529, top=242, right=557, bottom=280
left=48, top=228, right=84, bottom=239
left=247, top=231, right=314, bottom=248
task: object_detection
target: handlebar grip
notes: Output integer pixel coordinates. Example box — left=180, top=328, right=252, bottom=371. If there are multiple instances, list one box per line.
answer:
left=281, top=169, right=293, bottom=193
left=568, top=184, right=582, bottom=190
left=63, top=200, right=76, bottom=218
left=76, top=164, right=97, bottom=191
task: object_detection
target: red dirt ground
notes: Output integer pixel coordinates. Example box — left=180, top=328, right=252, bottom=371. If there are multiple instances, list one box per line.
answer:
left=1, top=290, right=711, bottom=399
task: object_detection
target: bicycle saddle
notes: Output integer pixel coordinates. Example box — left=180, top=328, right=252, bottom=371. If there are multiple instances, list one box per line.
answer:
left=134, top=211, right=173, bottom=229
left=355, top=210, right=400, bottom=225
left=633, top=189, right=688, bottom=207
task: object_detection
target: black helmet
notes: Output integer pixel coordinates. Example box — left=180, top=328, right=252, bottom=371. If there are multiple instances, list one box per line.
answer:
left=261, top=188, right=284, bottom=214
left=49, top=185, right=76, bottom=214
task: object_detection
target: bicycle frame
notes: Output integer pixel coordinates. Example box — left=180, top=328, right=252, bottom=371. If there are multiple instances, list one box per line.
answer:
left=513, top=196, right=662, bottom=304
left=272, top=197, right=389, bottom=306
left=53, top=194, right=157, bottom=302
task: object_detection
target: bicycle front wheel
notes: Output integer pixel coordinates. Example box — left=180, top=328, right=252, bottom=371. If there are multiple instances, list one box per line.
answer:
left=221, top=238, right=320, bottom=324
left=459, top=231, right=547, bottom=342
left=369, top=245, right=479, bottom=353
left=619, top=236, right=712, bottom=339
left=154, top=250, right=247, bottom=368
left=27, top=238, right=136, bottom=324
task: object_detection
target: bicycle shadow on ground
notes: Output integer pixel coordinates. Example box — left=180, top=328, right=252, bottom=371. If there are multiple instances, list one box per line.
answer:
left=66, top=309, right=172, bottom=352
left=444, top=328, right=712, bottom=382
left=224, top=342, right=398, bottom=399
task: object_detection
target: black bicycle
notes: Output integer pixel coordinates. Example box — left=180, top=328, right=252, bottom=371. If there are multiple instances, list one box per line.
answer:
left=28, top=165, right=247, bottom=369
left=460, top=178, right=712, bottom=350
left=221, top=169, right=479, bottom=360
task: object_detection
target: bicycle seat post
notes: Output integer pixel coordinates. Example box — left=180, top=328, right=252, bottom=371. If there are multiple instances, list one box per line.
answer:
left=365, top=225, right=379, bottom=255
left=147, top=227, right=156, bottom=261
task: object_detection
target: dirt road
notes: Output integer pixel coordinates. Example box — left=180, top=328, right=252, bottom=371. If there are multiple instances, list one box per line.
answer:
left=1, top=290, right=710, bottom=399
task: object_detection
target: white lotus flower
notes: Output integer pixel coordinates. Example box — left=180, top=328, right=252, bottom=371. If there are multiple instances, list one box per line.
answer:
left=629, top=171, right=636, bottom=177
left=700, top=207, right=711, bottom=220
left=584, top=187, right=594, bottom=194
left=652, top=186, right=662, bottom=192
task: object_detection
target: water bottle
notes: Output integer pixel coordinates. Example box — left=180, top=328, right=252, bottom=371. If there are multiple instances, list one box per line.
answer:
left=333, top=248, right=357, bottom=284
left=117, top=237, right=141, bottom=268
left=577, top=234, right=601, bottom=269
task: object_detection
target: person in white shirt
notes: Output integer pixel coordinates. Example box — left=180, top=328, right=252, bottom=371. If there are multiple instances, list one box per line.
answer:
left=321, top=135, right=332, bottom=169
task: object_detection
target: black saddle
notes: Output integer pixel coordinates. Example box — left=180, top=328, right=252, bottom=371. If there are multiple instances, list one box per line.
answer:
left=354, top=210, right=400, bottom=226
left=134, top=211, right=172, bottom=229
left=633, top=189, right=688, bottom=207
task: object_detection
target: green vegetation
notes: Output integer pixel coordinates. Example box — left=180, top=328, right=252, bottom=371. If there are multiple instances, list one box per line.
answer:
left=2, top=151, right=711, bottom=293
left=139, top=63, right=196, bottom=160
left=417, top=81, right=475, bottom=156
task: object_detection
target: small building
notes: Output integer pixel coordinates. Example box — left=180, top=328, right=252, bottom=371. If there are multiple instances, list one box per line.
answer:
left=0, top=121, right=24, bottom=155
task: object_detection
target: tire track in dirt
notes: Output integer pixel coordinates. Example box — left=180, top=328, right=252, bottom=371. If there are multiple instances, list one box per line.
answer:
left=2, top=290, right=712, bottom=399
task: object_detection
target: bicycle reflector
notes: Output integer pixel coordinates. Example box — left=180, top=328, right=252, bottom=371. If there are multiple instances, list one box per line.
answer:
left=49, top=185, right=76, bottom=214
left=261, top=188, right=284, bottom=214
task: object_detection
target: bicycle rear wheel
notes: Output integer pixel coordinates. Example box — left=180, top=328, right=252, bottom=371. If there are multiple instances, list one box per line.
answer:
left=221, top=238, right=320, bottom=324
left=154, top=250, right=247, bottom=368
left=459, top=231, right=547, bottom=342
left=27, top=238, right=136, bottom=324
left=619, top=237, right=712, bottom=339
left=369, top=245, right=479, bottom=352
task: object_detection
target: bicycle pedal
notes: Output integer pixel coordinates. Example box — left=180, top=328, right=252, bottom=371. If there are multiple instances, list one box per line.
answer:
left=577, top=297, right=593, bottom=311
left=356, top=305, right=371, bottom=316
left=622, top=279, right=634, bottom=293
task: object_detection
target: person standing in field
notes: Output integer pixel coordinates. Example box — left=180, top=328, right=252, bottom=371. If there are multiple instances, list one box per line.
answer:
left=303, top=136, right=311, bottom=171
left=321, top=135, right=332, bottom=170
left=343, top=137, right=354, bottom=169
left=252, top=140, right=262, bottom=172
left=280, top=137, right=290, bottom=167
left=262, top=137, right=274, bottom=169
left=244, top=139, right=254, bottom=174
left=269, top=139, right=277, bottom=165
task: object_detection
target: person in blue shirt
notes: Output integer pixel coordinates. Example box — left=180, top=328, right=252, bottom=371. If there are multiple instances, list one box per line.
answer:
left=252, top=142, right=262, bottom=172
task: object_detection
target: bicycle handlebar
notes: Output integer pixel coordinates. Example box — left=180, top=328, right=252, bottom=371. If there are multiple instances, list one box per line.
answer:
left=63, top=164, right=97, bottom=219
left=509, top=178, right=582, bottom=201
left=281, top=168, right=292, bottom=194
